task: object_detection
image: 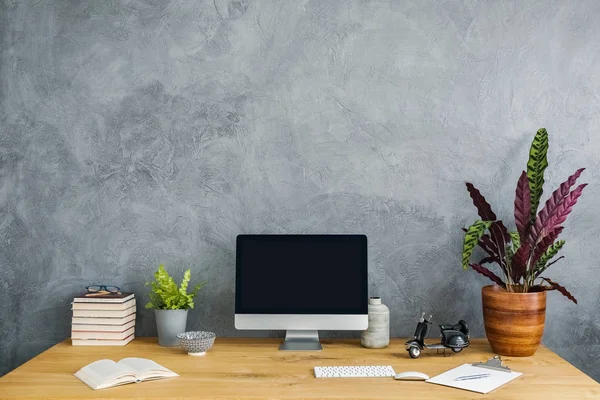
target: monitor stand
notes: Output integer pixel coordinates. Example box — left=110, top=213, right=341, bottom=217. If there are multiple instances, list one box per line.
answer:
left=279, top=330, right=322, bottom=351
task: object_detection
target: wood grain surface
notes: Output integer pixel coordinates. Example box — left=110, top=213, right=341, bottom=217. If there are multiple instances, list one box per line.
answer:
left=482, top=285, right=547, bottom=357
left=0, top=338, right=597, bottom=399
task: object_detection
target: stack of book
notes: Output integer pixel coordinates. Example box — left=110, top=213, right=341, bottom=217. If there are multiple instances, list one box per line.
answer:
left=71, top=292, right=136, bottom=346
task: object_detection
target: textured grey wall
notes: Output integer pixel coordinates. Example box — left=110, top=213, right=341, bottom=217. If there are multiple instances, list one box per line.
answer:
left=1, top=0, right=599, bottom=381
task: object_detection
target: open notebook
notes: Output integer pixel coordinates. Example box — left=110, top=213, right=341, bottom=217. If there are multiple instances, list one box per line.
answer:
left=426, top=363, right=522, bottom=394
left=74, top=358, right=178, bottom=390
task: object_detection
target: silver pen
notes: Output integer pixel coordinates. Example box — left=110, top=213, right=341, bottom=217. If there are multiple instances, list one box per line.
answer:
left=454, top=373, right=491, bottom=381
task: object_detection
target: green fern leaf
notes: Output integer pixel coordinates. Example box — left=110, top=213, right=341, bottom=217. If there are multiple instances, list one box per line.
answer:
left=180, top=269, right=191, bottom=294
left=146, top=264, right=207, bottom=310
left=462, top=220, right=493, bottom=270
left=527, top=128, right=549, bottom=222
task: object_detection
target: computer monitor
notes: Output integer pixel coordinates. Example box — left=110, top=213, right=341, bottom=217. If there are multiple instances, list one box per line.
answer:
left=235, top=234, right=368, bottom=351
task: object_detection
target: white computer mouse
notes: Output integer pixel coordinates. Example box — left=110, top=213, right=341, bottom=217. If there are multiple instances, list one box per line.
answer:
left=394, top=371, right=430, bottom=381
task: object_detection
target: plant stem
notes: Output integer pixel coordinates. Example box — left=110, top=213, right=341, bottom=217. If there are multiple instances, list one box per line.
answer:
left=504, top=259, right=513, bottom=292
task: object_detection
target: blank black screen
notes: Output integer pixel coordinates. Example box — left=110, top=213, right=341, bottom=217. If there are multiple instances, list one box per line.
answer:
left=235, top=235, right=368, bottom=314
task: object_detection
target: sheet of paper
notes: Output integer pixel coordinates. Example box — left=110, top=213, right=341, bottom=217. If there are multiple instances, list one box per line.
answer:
left=426, top=363, right=522, bottom=394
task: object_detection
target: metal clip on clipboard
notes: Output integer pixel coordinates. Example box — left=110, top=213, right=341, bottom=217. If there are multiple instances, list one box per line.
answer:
left=472, top=356, right=512, bottom=373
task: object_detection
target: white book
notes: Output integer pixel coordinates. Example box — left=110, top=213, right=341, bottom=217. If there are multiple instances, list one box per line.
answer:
left=72, top=326, right=135, bottom=340
left=73, top=305, right=136, bottom=318
left=426, top=363, right=522, bottom=394
left=72, top=312, right=136, bottom=326
left=72, top=299, right=136, bottom=311
left=74, top=357, right=178, bottom=390
left=71, top=333, right=135, bottom=346
left=71, top=319, right=136, bottom=333
left=73, top=293, right=135, bottom=303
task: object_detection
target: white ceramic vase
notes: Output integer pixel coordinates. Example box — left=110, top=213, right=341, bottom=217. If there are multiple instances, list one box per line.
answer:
left=361, top=297, right=390, bottom=349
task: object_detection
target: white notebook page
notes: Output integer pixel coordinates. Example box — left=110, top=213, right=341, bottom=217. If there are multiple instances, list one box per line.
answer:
left=74, top=360, right=136, bottom=390
left=83, top=359, right=135, bottom=381
left=118, top=358, right=178, bottom=381
left=426, top=363, right=522, bottom=394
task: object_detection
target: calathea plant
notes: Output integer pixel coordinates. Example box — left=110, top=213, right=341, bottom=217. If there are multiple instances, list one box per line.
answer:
left=461, top=128, right=586, bottom=303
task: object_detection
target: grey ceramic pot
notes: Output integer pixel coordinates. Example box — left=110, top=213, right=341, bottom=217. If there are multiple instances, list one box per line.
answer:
left=155, top=309, right=188, bottom=347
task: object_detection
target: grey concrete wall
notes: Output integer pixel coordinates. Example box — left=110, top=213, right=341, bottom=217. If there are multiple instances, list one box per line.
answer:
left=1, top=0, right=599, bottom=381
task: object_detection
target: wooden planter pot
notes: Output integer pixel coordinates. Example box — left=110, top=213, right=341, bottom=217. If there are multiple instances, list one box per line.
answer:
left=482, top=285, right=546, bottom=357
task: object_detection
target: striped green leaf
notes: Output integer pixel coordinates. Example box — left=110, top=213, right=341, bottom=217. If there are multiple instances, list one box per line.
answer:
left=527, top=128, right=549, bottom=223
left=534, top=240, right=565, bottom=276
left=509, top=231, right=521, bottom=249
left=462, top=220, right=493, bottom=270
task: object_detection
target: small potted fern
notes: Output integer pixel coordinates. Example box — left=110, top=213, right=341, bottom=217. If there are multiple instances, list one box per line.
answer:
left=146, top=264, right=206, bottom=346
left=462, top=128, right=586, bottom=356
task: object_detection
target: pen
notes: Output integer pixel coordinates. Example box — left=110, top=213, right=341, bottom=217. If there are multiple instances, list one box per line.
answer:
left=454, top=373, right=491, bottom=381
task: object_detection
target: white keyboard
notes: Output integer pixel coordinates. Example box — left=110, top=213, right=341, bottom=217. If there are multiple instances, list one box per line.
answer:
left=314, top=365, right=396, bottom=378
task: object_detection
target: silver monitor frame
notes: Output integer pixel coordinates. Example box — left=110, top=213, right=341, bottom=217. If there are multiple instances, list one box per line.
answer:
left=235, top=314, right=368, bottom=351
left=234, top=234, right=369, bottom=351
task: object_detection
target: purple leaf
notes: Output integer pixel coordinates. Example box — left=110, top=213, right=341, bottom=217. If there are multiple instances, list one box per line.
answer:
left=514, top=171, right=531, bottom=243
left=464, top=183, right=509, bottom=266
left=479, top=233, right=505, bottom=275
left=512, top=243, right=531, bottom=282
left=479, top=257, right=497, bottom=265
left=479, top=233, right=499, bottom=255
left=531, top=183, right=587, bottom=244
left=540, top=277, right=578, bottom=304
left=489, top=221, right=509, bottom=259
left=466, top=183, right=497, bottom=221
left=470, top=264, right=506, bottom=288
left=464, top=231, right=507, bottom=277
left=530, top=168, right=585, bottom=241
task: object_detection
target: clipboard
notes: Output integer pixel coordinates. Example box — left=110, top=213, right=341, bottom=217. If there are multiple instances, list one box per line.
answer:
left=426, top=356, right=522, bottom=394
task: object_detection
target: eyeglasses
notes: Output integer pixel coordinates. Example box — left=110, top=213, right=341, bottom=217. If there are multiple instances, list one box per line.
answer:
left=86, top=285, right=121, bottom=294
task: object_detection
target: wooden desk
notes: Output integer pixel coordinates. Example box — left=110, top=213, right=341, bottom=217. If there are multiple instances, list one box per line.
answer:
left=0, top=338, right=597, bottom=399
